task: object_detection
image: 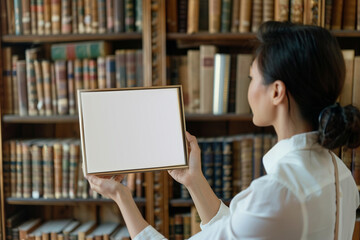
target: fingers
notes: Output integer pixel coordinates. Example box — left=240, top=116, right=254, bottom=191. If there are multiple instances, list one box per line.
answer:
left=185, top=132, right=200, bottom=153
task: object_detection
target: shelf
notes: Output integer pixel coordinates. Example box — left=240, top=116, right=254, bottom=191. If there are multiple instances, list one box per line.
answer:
left=3, top=115, right=79, bottom=123
left=6, top=197, right=146, bottom=206
left=170, top=198, right=231, bottom=207
left=2, top=33, right=142, bottom=43
left=3, top=113, right=252, bottom=123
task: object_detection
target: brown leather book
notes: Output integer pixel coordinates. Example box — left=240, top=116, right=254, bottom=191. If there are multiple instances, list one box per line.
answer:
left=51, top=0, right=61, bottom=34
left=343, top=0, right=356, bottom=30
left=239, top=0, right=252, bottom=32
left=187, top=0, right=199, bottom=33
left=274, top=0, right=289, bottom=21
left=251, top=0, right=263, bottom=32
left=209, top=0, right=221, bottom=33
left=331, top=0, right=344, bottom=29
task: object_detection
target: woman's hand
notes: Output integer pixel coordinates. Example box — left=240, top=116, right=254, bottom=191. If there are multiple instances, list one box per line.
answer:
left=168, top=132, right=203, bottom=188
left=86, top=174, right=128, bottom=200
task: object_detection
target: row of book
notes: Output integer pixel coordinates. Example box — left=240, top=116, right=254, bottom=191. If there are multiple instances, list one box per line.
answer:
left=167, top=0, right=360, bottom=34
left=6, top=213, right=130, bottom=240
left=2, top=139, right=144, bottom=200
left=169, top=206, right=201, bottom=240
left=5, top=0, right=142, bottom=36
left=167, top=46, right=253, bottom=115
left=172, top=134, right=277, bottom=200
left=2, top=45, right=143, bottom=116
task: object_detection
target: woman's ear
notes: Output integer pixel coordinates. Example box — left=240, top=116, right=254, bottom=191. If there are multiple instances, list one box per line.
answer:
left=271, top=80, right=287, bottom=106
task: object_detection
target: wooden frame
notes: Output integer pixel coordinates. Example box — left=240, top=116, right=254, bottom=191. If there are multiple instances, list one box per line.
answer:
left=78, top=86, right=188, bottom=176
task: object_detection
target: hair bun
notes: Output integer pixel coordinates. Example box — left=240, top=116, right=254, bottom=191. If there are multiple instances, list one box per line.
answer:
left=318, top=103, right=360, bottom=149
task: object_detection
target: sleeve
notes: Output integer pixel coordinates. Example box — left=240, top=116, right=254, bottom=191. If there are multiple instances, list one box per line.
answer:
left=200, top=200, right=230, bottom=230
left=133, top=225, right=167, bottom=240
left=189, top=177, right=303, bottom=240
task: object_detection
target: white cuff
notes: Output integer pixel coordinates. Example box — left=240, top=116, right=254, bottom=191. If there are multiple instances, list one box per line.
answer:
left=200, top=200, right=230, bottom=230
left=133, top=225, right=167, bottom=240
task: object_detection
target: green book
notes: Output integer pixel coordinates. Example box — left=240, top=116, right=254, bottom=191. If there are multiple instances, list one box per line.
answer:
left=51, top=41, right=111, bottom=60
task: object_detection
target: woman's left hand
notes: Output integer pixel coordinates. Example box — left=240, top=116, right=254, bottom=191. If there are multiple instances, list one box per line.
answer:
left=86, top=174, right=126, bottom=200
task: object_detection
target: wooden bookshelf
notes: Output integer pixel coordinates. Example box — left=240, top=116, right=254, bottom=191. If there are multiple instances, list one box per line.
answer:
left=6, top=197, right=146, bottom=206
left=2, top=33, right=142, bottom=43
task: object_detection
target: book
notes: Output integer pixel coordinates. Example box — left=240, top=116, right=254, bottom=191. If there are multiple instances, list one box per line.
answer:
left=110, top=226, right=129, bottom=240
left=187, top=0, right=199, bottom=33
left=353, top=147, right=360, bottom=185
left=190, top=206, right=201, bottom=235
left=89, top=59, right=98, bottom=89
left=30, top=0, right=37, bottom=34
left=42, top=60, right=53, bottom=116
left=25, top=48, right=40, bottom=116
left=22, top=140, right=33, bottom=198
left=2, top=47, right=13, bottom=114
left=98, top=0, right=106, bottom=33
left=125, top=50, right=136, bottom=87
left=16, top=141, right=23, bottom=198
left=62, top=140, right=71, bottom=198
left=31, top=143, right=43, bottom=198
left=18, top=218, right=42, bottom=240
left=135, top=50, right=143, bottom=87
left=22, top=0, right=31, bottom=35
left=263, top=0, right=275, bottom=22
left=51, top=0, right=61, bottom=34
left=251, top=0, right=263, bottom=32
left=6, top=0, right=15, bottom=34
left=222, top=139, right=232, bottom=199
left=340, top=50, right=355, bottom=106
left=68, top=60, right=76, bottom=115
left=167, top=0, right=178, bottom=32
left=91, top=0, right=99, bottom=33
left=331, top=0, right=344, bottom=29
left=213, top=54, right=230, bottom=115
left=44, top=0, right=51, bottom=34
left=106, top=55, right=116, bottom=88
left=178, top=0, right=188, bottom=33
left=209, top=0, right=221, bottom=33
left=274, top=0, right=289, bottom=21
left=72, top=0, right=79, bottom=34
left=125, top=0, right=135, bottom=32
left=43, top=143, right=55, bottom=199
left=220, top=0, right=231, bottom=32
left=55, top=60, right=69, bottom=115
left=3, top=142, right=11, bottom=197
left=115, top=50, right=127, bottom=88
left=135, top=0, right=142, bottom=32
left=10, top=140, right=18, bottom=197
left=114, top=0, right=125, bottom=32
left=342, top=0, right=356, bottom=30
left=241, top=137, right=253, bottom=190
left=231, top=0, right=240, bottom=32
left=106, top=0, right=114, bottom=32
left=198, top=0, right=208, bottom=31
left=34, top=60, right=45, bottom=115
left=97, top=57, right=107, bottom=89
left=235, top=54, right=252, bottom=114
left=14, top=0, right=22, bottom=35
left=12, top=55, right=20, bottom=115
left=51, top=41, right=111, bottom=60
left=182, top=214, right=191, bottom=239
left=61, top=0, right=72, bottom=33
left=187, top=50, right=200, bottom=113
left=290, top=0, right=303, bottom=24
left=353, top=56, right=360, bottom=108
left=239, top=0, right=252, bottom=32
left=199, top=45, right=216, bottom=114
left=174, top=214, right=183, bottom=240
left=213, top=139, right=223, bottom=198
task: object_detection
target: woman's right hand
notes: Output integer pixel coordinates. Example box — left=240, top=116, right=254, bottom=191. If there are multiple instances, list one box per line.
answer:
left=168, top=132, right=203, bottom=188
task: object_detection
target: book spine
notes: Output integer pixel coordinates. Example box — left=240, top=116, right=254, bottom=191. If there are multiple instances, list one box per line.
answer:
left=14, top=0, right=23, bottom=35
left=98, top=0, right=106, bottom=33
left=17, top=61, right=28, bottom=116
left=83, top=59, right=90, bottom=89
left=135, top=172, right=142, bottom=198
left=55, top=60, right=69, bottom=115
left=106, top=0, right=114, bottom=32
left=239, top=0, right=252, bottom=33
left=89, top=59, right=98, bottom=89
left=115, top=50, right=127, bottom=88
left=231, top=0, right=240, bottom=32
left=187, top=0, right=199, bottom=34
left=135, top=49, right=143, bottom=87
left=51, top=42, right=109, bottom=60
left=25, top=49, right=39, bottom=116
left=54, top=143, right=63, bottom=199
left=135, top=0, right=142, bottom=32
left=68, top=60, right=76, bottom=115
left=74, top=59, right=83, bottom=110
left=51, top=63, right=58, bottom=114
left=31, top=144, right=43, bottom=198
left=187, top=50, right=200, bottom=113
left=274, top=0, right=289, bottom=21
left=167, top=0, right=178, bottom=33
left=16, top=141, right=23, bottom=198
left=340, top=50, right=355, bottom=106
left=78, top=0, right=85, bottom=33
left=199, top=45, right=216, bottom=114
left=69, top=143, right=79, bottom=199
left=37, top=0, right=45, bottom=34
left=125, top=50, right=136, bottom=87
left=84, top=0, right=92, bottom=33
left=91, top=0, right=99, bottom=33
left=324, top=0, right=333, bottom=29
left=232, top=139, right=241, bottom=195
left=174, top=214, right=183, bottom=240
left=220, top=0, right=231, bottom=33
left=235, top=54, right=252, bottom=114
left=105, top=55, right=116, bottom=88
left=331, top=0, right=343, bottom=30
left=212, top=141, right=223, bottom=198
left=263, top=0, right=274, bottom=22
left=51, top=0, right=61, bottom=34
left=43, top=0, right=51, bottom=34
left=114, top=0, right=125, bottom=32
left=201, top=141, right=214, bottom=188
left=251, top=0, right=263, bottom=32
left=343, top=0, right=356, bottom=30
left=253, top=135, right=263, bottom=179
left=34, top=60, right=45, bottom=115
left=22, top=0, right=31, bottom=35
left=241, top=138, right=253, bottom=190
left=42, top=60, right=53, bottom=116
left=61, top=0, right=72, bottom=34
left=10, top=141, right=17, bottom=197
left=97, top=57, right=106, bottom=89
left=222, top=139, right=232, bottom=200
left=178, top=0, right=188, bottom=33
left=31, top=0, right=37, bottom=34
left=3, top=142, right=11, bottom=197
left=6, top=0, right=15, bottom=35
left=22, top=143, right=32, bottom=198
left=72, top=0, right=79, bottom=33
left=2, top=47, right=13, bottom=114
left=227, top=54, right=237, bottom=113
left=62, top=143, right=70, bottom=198
left=290, top=0, right=303, bottom=24
left=208, top=0, right=220, bottom=33
left=183, top=214, right=191, bottom=239
left=125, top=0, right=135, bottom=32
left=353, top=147, right=360, bottom=185
left=43, top=144, right=54, bottom=199
left=12, top=56, right=19, bottom=115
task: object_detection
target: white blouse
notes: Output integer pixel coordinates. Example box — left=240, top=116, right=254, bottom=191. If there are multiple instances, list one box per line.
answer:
left=134, top=132, right=359, bottom=240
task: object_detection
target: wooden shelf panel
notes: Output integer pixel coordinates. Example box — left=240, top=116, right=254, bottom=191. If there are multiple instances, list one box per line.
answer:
left=2, top=33, right=142, bottom=43
left=170, top=198, right=231, bottom=207
left=3, top=114, right=253, bottom=123
left=6, top=197, right=146, bottom=206
left=3, top=115, right=79, bottom=123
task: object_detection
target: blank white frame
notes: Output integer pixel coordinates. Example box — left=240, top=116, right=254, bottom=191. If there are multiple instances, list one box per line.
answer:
left=78, top=86, right=188, bottom=175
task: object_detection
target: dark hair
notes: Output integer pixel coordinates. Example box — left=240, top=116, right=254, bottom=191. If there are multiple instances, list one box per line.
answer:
left=255, top=21, right=360, bottom=149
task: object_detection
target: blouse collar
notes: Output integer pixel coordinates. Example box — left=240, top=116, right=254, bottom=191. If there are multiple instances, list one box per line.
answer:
left=263, top=131, right=321, bottom=174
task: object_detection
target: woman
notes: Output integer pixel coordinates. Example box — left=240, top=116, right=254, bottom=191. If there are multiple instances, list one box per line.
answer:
left=87, top=21, right=360, bottom=239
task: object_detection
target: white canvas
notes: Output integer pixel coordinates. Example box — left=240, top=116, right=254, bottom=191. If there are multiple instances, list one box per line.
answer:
left=78, top=87, right=188, bottom=175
